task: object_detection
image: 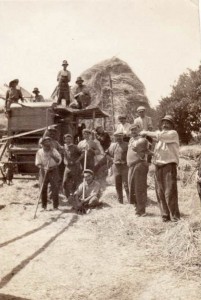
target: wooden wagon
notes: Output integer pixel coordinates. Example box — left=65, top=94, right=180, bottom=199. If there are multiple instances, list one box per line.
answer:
left=0, top=102, right=109, bottom=182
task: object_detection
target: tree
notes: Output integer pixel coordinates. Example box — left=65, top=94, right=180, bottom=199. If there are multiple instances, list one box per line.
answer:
left=156, top=65, right=201, bottom=144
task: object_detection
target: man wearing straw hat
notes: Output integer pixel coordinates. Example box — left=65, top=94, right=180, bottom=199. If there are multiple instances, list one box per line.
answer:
left=140, top=115, right=180, bottom=222
left=57, top=60, right=71, bottom=106
left=72, top=169, right=101, bottom=213
left=106, top=130, right=129, bottom=203
left=127, top=124, right=149, bottom=216
left=35, top=137, right=62, bottom=211
left=70, top=77, right=91, bottom=109
left=32, top=87, right=44, bottom=102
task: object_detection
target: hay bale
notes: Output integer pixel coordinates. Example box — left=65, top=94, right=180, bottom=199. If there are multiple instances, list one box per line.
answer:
left=78, top=57, right=150, bottom=131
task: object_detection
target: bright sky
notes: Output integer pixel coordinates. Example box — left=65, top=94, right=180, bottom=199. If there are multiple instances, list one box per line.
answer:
left=0, top=0, right=200, bottom=107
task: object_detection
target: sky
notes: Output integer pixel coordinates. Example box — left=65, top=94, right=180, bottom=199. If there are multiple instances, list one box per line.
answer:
left=0, top=0, right=200, bottom=107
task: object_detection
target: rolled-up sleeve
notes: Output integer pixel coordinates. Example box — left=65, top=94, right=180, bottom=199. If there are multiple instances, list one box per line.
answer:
left=156, top=130, right=179, bottom=144
left=35, top=150, right=42, bottom=167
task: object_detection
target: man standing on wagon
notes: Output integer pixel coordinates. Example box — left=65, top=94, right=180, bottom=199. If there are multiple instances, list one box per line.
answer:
left=140, top=115, right=180, bottom=222
left=57, top=60, right=71, bottom=106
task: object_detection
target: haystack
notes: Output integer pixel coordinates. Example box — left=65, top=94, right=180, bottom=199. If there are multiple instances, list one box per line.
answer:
left=79, top=57, right=150, bottom=130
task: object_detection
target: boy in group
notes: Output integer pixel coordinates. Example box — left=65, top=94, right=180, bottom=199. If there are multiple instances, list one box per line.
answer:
left=127, top=125, right=149, bottom=216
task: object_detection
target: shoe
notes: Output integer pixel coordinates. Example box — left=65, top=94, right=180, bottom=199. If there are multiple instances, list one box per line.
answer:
left=40, top=208, right=47, bottom=212
left=136, top=212, right=146, bottom=217
left=162, top=217, right=171, bottom=222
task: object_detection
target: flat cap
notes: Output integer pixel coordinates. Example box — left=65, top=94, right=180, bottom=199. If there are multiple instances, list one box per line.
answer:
left=83, top=169, right=94, bottom=176
left=118, top=114, right=127, bottom=120
left=64, top=133, right=73, bottom=139
left=82, top=129, right=92, bottom=134
left=114, top=130, right=124, bottom=136
left=41, top=137, right=52, bottom=144
left=137, top=106, right=146, bottom=112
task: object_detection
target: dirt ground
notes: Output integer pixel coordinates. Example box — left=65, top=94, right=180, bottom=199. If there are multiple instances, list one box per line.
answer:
left=0, top=166, right=201, bottom=300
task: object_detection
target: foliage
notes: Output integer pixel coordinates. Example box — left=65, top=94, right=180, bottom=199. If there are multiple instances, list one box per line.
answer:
left=156, top=65, right=201, bottom=144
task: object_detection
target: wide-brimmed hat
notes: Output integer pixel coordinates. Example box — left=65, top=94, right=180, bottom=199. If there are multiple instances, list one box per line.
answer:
left=9, top=79, right=19, bottom=87
left=32, top=87, right=40, bottom=94
left=83, top=169, right=94, bottom=176
left=62, top=60, right=68, bottom=66
left=137, top=106, right=146, bottom=112
left=161, top=115, right=174, bottom=125
left=76, top=77, right=84, bottom=83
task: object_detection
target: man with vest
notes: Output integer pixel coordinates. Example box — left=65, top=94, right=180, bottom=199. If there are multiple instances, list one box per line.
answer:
left=57, top=60, right=71, bottom=106
left=140, top=115, right=180, bottom=222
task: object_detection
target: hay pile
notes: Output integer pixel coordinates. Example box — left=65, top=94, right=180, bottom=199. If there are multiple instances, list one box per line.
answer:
left=79, top=57, right=150, bottom=130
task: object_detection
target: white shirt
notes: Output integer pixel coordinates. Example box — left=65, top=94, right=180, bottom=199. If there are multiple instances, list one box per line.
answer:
left=35, top=148, right=62, bottom=169
left=134, top=116, right=153, bottom=131
left=153, top=130, right=179, bottom=165
left=116, top=123, right=131, bottom=136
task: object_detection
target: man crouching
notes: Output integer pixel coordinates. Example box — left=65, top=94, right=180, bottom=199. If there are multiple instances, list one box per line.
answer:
left=35, top=137, right=62, bottom=211
left=73, top=169, right=101, bottom=214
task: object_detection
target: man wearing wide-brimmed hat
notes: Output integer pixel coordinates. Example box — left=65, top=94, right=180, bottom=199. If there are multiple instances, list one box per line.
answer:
left=35, top=136, right=62, bottom=211
left=5, top=79, right=24, bottom=111
left=57, top=60, right=71, bottom=106
left=70, top=76, right=91, bottom=109
left=140, top=115, right=180, bottom=222
left=32, top=87, right=44, bottom=102
left=106, top=130, right=129, bottom=203
left=115, top=114, right=131, bottom=142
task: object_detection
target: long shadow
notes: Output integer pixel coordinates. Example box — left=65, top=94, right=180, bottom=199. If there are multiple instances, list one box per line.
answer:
left=0, top=211, right=68, bottom=248
left=0, top=293, right=31, bottom=300
left=0, top=215, right=78, bottom=289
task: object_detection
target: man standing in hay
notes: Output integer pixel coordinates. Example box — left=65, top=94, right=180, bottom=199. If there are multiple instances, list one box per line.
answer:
left=127, top=125, right=149, bottom=216
left=140, top=115, right=180, bottom=222
left=106, top=131, right=129, bottom=204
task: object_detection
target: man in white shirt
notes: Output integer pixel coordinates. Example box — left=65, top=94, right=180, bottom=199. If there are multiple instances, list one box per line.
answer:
left=115, top=115, right=131, bottom=142
left=140, top=115, right=180, bottom=222
left=35, top=137, right=62, bottom=211
left=134, top=106, right=153, bottom=131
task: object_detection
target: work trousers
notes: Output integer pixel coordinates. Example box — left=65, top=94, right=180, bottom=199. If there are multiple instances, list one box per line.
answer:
left=113, top=163, right=129, bottom=203
left=155, top=163, right=180, bottom=221
left=128, top=161, right=148, bottom=215
left=39, top=168, right=60, bottom=209
left=57, top=86, right=70, bottom=106
left=62, top=165, right=80, bottom=198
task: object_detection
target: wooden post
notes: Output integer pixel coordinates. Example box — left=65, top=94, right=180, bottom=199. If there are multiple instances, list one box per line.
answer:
left=92, top=109, right=96, bottom=130
left=108, top=73, right=115, bottom=132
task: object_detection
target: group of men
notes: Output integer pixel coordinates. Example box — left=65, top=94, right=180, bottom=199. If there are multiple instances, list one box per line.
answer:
left=4, top=59, right=91, bottom=113
left=35, top=105, right=181, bottom=222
